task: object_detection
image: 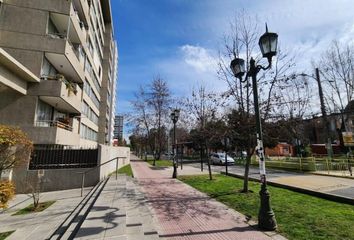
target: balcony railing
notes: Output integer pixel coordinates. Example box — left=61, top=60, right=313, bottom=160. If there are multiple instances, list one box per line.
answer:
left=41, top=74, right=79, bottom=96
left=35, top=120, right=73, bottom=132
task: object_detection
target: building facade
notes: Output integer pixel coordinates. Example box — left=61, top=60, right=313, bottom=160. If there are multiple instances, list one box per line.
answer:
left=113, top=115, right=123, bottom=142
left=0, top=0, right=118, bottom=147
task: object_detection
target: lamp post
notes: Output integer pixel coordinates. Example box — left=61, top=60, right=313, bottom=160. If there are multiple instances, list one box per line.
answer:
left=171, top=109, right=180, bottom=178
left=230, top=24, right=277, bottom=231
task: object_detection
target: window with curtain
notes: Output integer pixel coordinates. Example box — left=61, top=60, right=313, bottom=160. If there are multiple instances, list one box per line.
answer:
left=35, top=100, right=53, bottom=126
left=41, top=57, right=58, bottom=78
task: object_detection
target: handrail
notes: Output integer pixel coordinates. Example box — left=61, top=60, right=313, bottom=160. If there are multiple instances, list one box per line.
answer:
left=78, top=155, right=127, bottom=196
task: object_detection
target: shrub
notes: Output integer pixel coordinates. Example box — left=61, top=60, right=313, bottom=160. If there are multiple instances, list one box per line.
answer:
left=0, top=180, right=15, bottom=209
left=0, top=124, right=33, bottom=178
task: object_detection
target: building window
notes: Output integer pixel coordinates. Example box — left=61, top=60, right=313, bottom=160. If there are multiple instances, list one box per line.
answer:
left=80, top=123, right=98, bottom=141
left=41, top=57, right=58, bottom=78
left=47, top=17, right=60, bottom=35
left=35, top=100, right=53, bottom=126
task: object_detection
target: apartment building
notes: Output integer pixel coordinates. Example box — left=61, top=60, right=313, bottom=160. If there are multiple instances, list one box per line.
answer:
left=0, top=0, right=118, bottom=147
left=113, top=115, right=123, bottom=142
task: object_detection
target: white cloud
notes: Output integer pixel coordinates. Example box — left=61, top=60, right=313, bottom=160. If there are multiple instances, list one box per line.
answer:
left=179, top=44, right=217, bottom=73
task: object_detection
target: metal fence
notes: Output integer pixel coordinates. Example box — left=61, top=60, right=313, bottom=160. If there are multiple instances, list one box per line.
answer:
left=249, top=155, right=353, bottom=177
left=29, top=145, right=99, bottom=170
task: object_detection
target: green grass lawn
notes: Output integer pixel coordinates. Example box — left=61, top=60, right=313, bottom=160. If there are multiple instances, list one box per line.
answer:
left=179, top=174, right=354, bottom=240
left=0, top=231, right=14, bottom=240
left=146, top=159, right=173, bottom=167
left=115, top=164, right=134, bottom=177
left=12, top=201, right=56, bottom=216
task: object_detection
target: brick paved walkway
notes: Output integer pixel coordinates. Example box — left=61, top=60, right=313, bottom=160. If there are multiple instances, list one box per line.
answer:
left=131, top=157, right=277, bottom=240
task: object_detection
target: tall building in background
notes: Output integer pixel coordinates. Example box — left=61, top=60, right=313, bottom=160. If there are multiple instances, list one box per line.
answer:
left=113, top=115, right=124, bottom=142
left=0, top=0, right=118, bottom=147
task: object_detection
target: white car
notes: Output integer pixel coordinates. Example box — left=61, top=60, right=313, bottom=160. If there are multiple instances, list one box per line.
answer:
left=210, top=153, right=235, bottom=165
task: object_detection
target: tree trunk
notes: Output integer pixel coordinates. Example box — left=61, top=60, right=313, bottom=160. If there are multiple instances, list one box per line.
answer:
left=206, top=147, right=213, bottom=180
left=242, top=154, right=251, bottom=192
left=200, top=146, right=203, bottom=172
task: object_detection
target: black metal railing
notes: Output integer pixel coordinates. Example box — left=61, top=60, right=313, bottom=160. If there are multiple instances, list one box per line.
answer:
left=29, top=145, right=98, bottom=170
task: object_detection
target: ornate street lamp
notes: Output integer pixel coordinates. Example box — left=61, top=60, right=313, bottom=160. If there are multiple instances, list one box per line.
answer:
left=170, top=108, right=180, bottom=178
left=230, top=24, right=278, bottom=231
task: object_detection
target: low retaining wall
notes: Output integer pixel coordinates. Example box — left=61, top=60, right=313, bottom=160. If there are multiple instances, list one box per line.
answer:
left=12, top=145, right=130, bottom=193
left=221, top=171, right=354, bottom=206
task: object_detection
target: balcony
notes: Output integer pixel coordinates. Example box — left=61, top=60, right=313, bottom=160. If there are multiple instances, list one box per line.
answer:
left=69, top=4, right=88, bottom=46
left=45, top=12, right=87, bottom=83
left=72, top=0, right=90, bottom=26
left=28, top=76, right=82, bottom=114
left=44, top=37, right=85, bottom=83
left=27, top=120, right=80, bottom=145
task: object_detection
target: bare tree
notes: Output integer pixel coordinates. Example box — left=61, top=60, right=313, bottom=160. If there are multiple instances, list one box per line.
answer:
left=129, top=86, right=154, bottom=157
left=217, top=11, right=298, bottom=192
left=148, top=76, right=171, bottom=162
left=182, top=85, right=224, bottom=180
left=129, top=76, right=171, bottom=164
left=317, top=40, right=354, bottom=113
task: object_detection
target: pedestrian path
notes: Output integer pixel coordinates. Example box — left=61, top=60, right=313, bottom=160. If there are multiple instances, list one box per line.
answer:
left=131, top=156, right=284, bottom=240
left=74, top=174, right=161, bottom=240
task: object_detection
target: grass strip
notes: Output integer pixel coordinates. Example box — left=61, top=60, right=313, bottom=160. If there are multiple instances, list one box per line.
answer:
left=179, top=174, right=354, bottom=240
left=116, top=164, right=134, bottom=177
left=146, top=159, right=173, bottom=167
left=0, top=231, right=15, bottom=240
left=12, top=201, right=56, bottom=216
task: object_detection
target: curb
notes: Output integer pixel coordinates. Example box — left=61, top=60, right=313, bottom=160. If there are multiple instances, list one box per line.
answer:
left=311, top=172, right=354, bottom=180
left=221, top=171, right=354, bottom=206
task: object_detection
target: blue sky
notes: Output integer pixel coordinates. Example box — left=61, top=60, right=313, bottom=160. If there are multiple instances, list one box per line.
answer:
left=111, top=0, right=354, bottom=138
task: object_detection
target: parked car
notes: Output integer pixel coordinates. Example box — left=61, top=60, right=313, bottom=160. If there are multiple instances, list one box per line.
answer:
left=210, top=152, right=235, bottom=165
left=231, top=151, right=247, bottom=159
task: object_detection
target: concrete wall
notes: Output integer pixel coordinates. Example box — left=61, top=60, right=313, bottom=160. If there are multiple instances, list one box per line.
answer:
left=11, top=145, right=130, bottom=193
left=3, top=0, right=71, bottom=15
left=0, top=64, right=28, bottom=94
left=12, top=166, right=99, bottom=193
left=98, top=145, right=130, bottom=180
left=0, top=89, right=37, bottom=126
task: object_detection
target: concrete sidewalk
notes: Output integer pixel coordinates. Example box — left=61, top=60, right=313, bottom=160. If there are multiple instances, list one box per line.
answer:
left=0, top=187, right=93, bottom=240
left=131, top=156, right=285, bottom=240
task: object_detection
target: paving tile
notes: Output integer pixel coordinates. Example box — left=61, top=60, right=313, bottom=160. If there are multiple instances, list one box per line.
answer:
left=130, top=155, right=278, bottom=240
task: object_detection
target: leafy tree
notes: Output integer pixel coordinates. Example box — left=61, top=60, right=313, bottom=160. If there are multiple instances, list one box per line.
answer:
left=0, top=124, right=33, bottom=179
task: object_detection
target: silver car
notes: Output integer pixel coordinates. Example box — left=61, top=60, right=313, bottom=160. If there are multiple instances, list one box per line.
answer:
left=210, top=153, right=235, bottom=165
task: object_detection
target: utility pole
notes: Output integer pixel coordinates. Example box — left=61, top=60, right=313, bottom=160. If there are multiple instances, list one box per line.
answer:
left=315, top=68, right=333, bottom=159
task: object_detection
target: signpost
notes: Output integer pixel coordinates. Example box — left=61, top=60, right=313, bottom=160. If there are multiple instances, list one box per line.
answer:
left=342, top=132, right=354, bottom=146
left=342, top=132, right=353, bottom=176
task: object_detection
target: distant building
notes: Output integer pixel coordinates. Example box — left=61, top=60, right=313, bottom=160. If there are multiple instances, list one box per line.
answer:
left=113, top=115, right=124, bottom=142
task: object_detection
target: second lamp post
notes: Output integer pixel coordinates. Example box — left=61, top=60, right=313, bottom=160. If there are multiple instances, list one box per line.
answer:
left=170, top=109, right=180, bottom=178
left=230, top=24, right=278, bottom=231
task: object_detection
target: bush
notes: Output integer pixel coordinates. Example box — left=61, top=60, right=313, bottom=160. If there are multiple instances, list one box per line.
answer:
left=0, top=180, right=15, bottom=209
left=0, top=124, right=33, bottom=178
